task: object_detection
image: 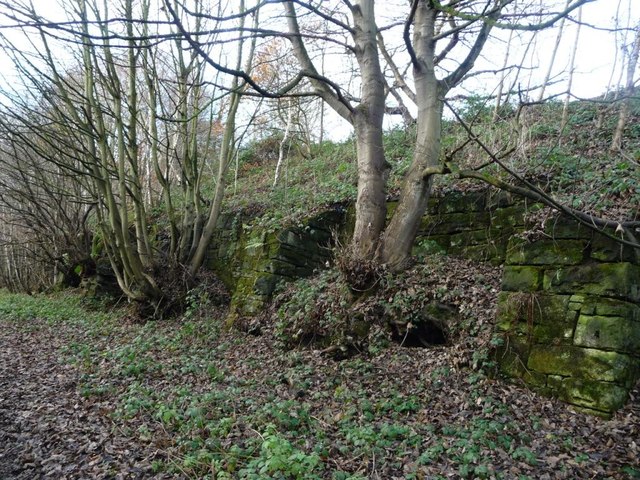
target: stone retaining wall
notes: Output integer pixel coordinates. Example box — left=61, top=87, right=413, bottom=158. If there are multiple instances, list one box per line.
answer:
left=413, top=190, right=539, bottom=264
left=494, top=217, right=640, bottom=416
left=205, top=191, right=639, bottom=414
left=206, top=207, right=346, bottom=319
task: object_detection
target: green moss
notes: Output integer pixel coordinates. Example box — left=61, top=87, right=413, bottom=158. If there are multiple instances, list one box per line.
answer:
left=546, top=374, right=565, bottom=390
left=552, top=378, right=629, bottom=413
left=496, top=293, right=577, bottom=345
left=422, top=212, right=491, bottom=235
left=543, top=263, right=640, bottom=301
left=574, top=314, right=640, bottom=355
left=489, top=205, right=528, bottom=229
left=412, top=238, right=448, bottom=256
left=462, top=244, right=508, bottom=265
left=495, top=334, right=531, bottom=378
left=437, top=191, right=487, bottom=214
left=501, top=266, right=543, bottom=292
left=506, top=238, right=586, bottom=265
left=449, top=229, right=491, bottom=248
left=535, top=297, right=577, bottom=343
left=522, top=371, right=548, bottom=389
left=495, top=292, right=521, bottom=331
left=485, top=191, right=516, bottom=210
left=579, top=297, right=640, bottom=320
left=527, top=346, right=636, bottom=385
left=543, top=216, right=594, bottom=240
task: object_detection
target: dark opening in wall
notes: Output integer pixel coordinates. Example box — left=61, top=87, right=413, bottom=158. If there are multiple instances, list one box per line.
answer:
left=391, top=302, right=456, bottom=348
left=392, top=318, right=448, bottom=348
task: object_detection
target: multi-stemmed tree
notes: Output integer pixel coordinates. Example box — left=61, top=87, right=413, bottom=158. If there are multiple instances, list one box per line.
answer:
left=170, top=0, right=631, bottom=287
left=0, top=0, right=259, bottom=308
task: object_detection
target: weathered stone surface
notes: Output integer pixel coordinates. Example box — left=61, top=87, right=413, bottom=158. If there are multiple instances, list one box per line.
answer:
left=209, top=206, right=347, bottom=318
left=543, top=216, right=594, bottom=240
left=574, top=314, right=640, bottom=354
left=590, top=234, right=639, bottom=263
left=579, top=296, right=640, bottom=320
left=506, top=238, right=586, bottom=265
left=489, top=205, right=529, bottom=229
left=209, top=195, right=640, bottom=415
left=543, top=263, right=640, bottom=301
left=421, top=212, right=492, bottom=235
left=502, top=266, right=543, bottom=291
left=522, top=371, right=548, bottom=389
left=461, top=244, right=507, bottom=265
left=485, top=191, right=516, bottom=210
left=412, top=238, right=448, bottom=256
left=437, top=191, right=487, bottom=214
left=496, top=293, right=577, bottom=343
left=551, top=378, right=630, bottom=413
left=449, top=229, right=492, bottom=248
left=495, top=334, right=531, bottom=378
left=495, top=292, right=524, bottom=332
left=527, top=346, right=636, bottom=385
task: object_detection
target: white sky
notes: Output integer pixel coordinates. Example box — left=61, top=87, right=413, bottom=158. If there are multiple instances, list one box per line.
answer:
left=0, top=0, right=638, bottom=140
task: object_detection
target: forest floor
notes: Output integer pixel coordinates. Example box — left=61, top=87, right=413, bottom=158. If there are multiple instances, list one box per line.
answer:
left=0, top=291, right=639, bottom=479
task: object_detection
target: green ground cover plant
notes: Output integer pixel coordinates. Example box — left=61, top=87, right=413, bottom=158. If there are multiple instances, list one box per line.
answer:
left=2, top=272, right=639, bottom=478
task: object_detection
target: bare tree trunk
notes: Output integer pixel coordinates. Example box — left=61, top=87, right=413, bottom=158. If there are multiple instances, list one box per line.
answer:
left=494, top=23, right=514, bottom=121
left=380, top=4, right=442, bottom=268
left=538, top=0, right=569, bottom=101
left=561, top=7, right=582, bottom=130
left=188, top=0, right=258, bottom=275
left=348, top=0, right=388, bottom=259
left=380, top=0, right=499, bottom=269
left=273, top=98, right=293, bottom=188
left=597, top=0, right=625, bottom=128
left=611, top=22, right=640, bottom=151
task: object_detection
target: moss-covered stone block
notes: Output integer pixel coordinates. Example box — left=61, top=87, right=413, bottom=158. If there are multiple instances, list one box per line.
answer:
left=506, top=238, right=586, bottom=265
left=502, top=266, right=543, bottom=292
left=544, top=216, right=594, bottom=240
left=523, top=371, right=548, bottom=389
left=486, top=191, right=516, bottom=210
left=590, top=234, right=639, bottom=263
left=412, top=238, right=448, bottom=256
left=490, top=205, right=528, bottom=229
left=495, top=293, right=576, bottom=343
left=543, top=263, right=640, bottom=301
left=578, top=296, right=640, bottom=320
left=438, top=191, right=486, bottom=214
left=495, top=334, right=531, bottom=378
left=552, top=378, right=630, bottom=414
left=449, top=229, right=490, bottom=248
left=424, top=197, right=439, bottom=215
left=495, top=292, right=522, bottom=332
left=546, top=374, right=565, bottom=390
left=533, top=296, right=577, bottom=344
left=422, top=212, right=491, bottom=235
left=568, top=294, right=585, bottom=312
left=462, top=244, right=508, bottom=265
left=527, top=346, right=636, bottom=385
left=574, top=314, right=640, bottom=355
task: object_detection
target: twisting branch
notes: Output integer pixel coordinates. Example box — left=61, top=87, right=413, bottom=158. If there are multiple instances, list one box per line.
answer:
left=163, top=0, right=354, bottom=110
left=404, top=0, right=420, bottom=69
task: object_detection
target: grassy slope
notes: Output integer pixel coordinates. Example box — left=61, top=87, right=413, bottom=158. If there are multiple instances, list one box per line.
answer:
left=226, top=97, right=640, bottom=229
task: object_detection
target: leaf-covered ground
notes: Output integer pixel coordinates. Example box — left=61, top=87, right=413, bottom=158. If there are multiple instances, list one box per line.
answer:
left=0, top=283, right=639, bottom=479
